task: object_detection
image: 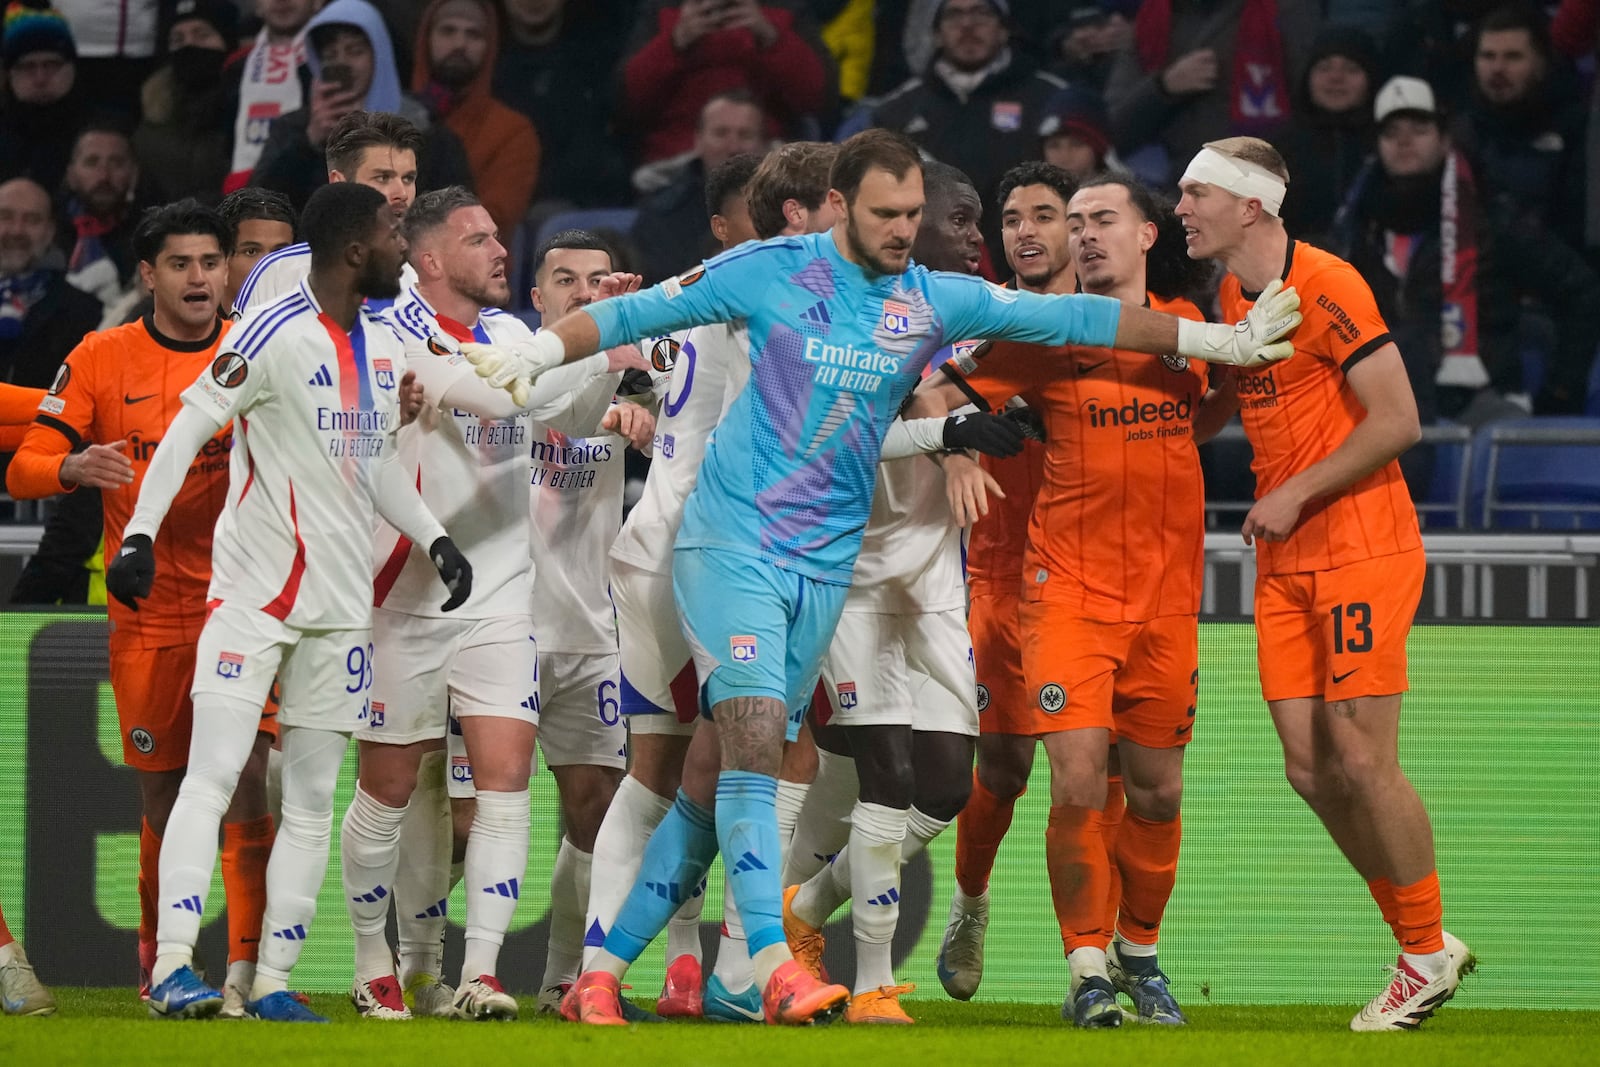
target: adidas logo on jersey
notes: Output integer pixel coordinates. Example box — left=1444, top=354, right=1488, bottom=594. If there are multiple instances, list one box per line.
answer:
left=308, top=365, right=334, bottom=387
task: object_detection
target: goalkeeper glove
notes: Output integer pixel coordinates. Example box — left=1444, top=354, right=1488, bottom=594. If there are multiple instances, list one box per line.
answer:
left=106, top=533, right=155, bottom=611
left=429, top=536, right=473, bottom=612
left=1176, top=278, right=1302, bottom=366
left=942, top=413, right=1025, bottom=457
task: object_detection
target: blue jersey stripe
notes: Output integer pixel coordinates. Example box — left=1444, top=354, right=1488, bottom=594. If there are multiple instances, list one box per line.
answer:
left=234, top=242, right=309, bottom=310
left=233, top=295, right=310, bottom=358
left=349, top=317, right=373, bottom=411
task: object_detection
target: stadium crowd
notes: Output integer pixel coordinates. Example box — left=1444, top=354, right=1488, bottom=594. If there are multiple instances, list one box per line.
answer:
left=0, top=0, right=1569, bottom=1032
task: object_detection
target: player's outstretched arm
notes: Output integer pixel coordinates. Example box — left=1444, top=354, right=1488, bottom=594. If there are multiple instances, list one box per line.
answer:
left=1241, top=342, right=1421, bottom=545
left=1121, top=279, right=1303, bottom=367
left=370, top=445, right=473, bottom=609
left=109, top=404, right=223, bottom=608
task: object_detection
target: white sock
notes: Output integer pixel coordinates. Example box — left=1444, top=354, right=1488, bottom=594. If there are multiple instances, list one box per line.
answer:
left=1402, top=949, right=1449, bottom=978
left=252, top=726, right=350, bottom=998
left=152, top=694, right=260, bottom=986
left=265, top=744, right=283, bottom=826
left=395, top=750, right=450, bottom=984
left=1114, top=934, right=1159, bottom=958
left=224, top=959, right=254, bottom=994
left=781, top=749, right=857, bottom=887
left=666, top=886, right=705, bottom=963
left=580, top=775, right=673, bottom=970
left=711, top=876, right=754, bottom=993
left=1068, top=946, right=1109, bottom=994
left=541, top=837, right=590, bottom=989
left=775, top=778, right=809, bottom=854
left=461, top=789, right=530, bottom=984
left=843, top=802, right=906, bottom=994
left=340, top=785, right=409, bottom=982
left=902, top=805, right=952, bottom=861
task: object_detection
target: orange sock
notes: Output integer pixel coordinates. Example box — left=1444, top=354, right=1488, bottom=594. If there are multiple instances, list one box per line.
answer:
left=0, top=900, right=13, bottom=948
left=138, top=818, right=161, bottom=947
left=1391, top=870, right=1445, bottom=955
left=1114, top=812, right=1181, bottom=946
left=1366, top=877, right=1402, bottom=941
left=1045, top=804, right=1108, bottom=955
left=1099, top=777, right=1126, bottom=944
left=954, top=771, right=1019, bottom=898
left=221, top=815, right=275, bottom=965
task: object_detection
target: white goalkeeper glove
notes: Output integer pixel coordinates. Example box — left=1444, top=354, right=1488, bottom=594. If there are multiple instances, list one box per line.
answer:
left=460, top=332, right=568, bottom=406
left=1176, top=278, right=1303, bottom=367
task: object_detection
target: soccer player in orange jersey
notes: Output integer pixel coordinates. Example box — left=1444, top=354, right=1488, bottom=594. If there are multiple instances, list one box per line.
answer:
left=1176, top=137, right=1472, bottom=1031
left=6, top=202, right=276, bottom=1015
left=912, top=168, right=1235, bottom=1027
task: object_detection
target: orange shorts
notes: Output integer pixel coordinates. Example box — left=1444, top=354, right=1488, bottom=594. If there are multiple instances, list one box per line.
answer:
left=969, top=590, right=1030, bottom=735
left=1254, top=546, right=1425, bottom=703
left=109, top=645, right=281, bottom=772
left=1018, top=603, right=1199, bottom=748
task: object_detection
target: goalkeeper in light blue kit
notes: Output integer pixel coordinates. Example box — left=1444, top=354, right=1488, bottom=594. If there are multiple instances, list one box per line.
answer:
left=468, top=129, right=1303, bottom=1025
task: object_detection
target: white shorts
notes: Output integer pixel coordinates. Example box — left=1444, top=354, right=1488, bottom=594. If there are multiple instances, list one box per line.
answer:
left=446, top=649, right=627, bottom=798
left=819, top=607, right=978, bottom=736
left=613, top=559, right=697, bottom=738
left=192, top=603, right=371, bottom=732
left=357, top=608, right=540, bottom=745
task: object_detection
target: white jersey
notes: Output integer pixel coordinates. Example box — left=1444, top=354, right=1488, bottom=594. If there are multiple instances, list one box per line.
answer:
left=233, top=242, right=418, bottom=318
left=529, top=413, right=628, bottom=655
left=847, top=454, right=966, bottom=613
left=177, top=282, right=414, bottom=630
left=373, top=287, right=617, bottom=620
left=608, top=323, right=749, bottom=575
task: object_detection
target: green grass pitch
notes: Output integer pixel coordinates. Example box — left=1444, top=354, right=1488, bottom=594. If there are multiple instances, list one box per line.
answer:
left=6, top=990, right=1597, bottom=1067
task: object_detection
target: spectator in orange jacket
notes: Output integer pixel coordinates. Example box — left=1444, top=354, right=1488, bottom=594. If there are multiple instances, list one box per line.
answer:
left=412, top=0, right=540, bottom=239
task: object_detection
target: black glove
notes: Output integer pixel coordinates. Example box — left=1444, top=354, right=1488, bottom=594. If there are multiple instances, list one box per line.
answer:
left=1002, top=404, right=1046, bottom=443
left=429, top=536, right=473, bottom=612
left=105, top=533, right=155, bottom=611
left=942, top=412, right=1025, bottom=457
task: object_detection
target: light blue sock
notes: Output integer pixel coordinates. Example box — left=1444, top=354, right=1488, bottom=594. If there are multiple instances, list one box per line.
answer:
left=715, top=771, right=784, bottom=954
left=602, top=791, right=718, bottom=964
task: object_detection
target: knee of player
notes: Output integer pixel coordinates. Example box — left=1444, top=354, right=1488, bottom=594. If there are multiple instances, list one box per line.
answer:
left=977, top=759, right=1030, bottom=802
left=855, top=747, right=916, bottom=806
left=1331, top=743, right=1397, bottom=791
left=913, top=777, right=970, bottom=823
left=1125, top=777, right=1183, bottom=822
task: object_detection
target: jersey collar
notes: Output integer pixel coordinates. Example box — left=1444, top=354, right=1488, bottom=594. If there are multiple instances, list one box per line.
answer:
left=1239, top=239, right=1296, bottom=302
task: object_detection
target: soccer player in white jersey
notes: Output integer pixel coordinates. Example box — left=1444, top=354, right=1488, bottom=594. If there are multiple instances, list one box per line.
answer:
left=594, top=150, right=767, bottom=1021
left=780, top=161, right=998, bottom=1025
left=110, top=181, right=473, bottom=1023
left=336, top=188, right=632, bottom=1022
left=232, top=111, right=424, bottom=317
left=498, top=229, right=657, bottom=1008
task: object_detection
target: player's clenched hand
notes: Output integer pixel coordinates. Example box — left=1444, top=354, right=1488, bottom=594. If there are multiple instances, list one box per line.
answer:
left=429, top=536, right=473, bottom=611
left=597, top=272, right=643, bottom=300
left=602, top=401, right=656, bottom=451
left=59, top=441, right=135, bottom=490
left=1240, top=485, right=1306, bottom=545
left=942, top=452, right=1004, bottom=527
left=942, top=413, right=1025, bottom=457
left=461, top=342, right=532, bottom=406
left=106, top=533, right=155, bottom=611
left=398, top=370, right=426, bottom=426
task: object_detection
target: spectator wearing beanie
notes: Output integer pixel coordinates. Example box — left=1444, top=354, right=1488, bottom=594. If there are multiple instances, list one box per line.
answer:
left=1277, top=24, right=1382, bottom=244
left=134, top=0, right=242, bottom=203
left=1036, top=85, right=1117, bottom=179
left=0, top=1, right=89, bottom=193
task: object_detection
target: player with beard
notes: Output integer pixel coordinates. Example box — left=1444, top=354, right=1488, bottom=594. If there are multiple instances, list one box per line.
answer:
left=114, top=181, right=471, bottom=1022
left=469, top=129, right=1300, bottom=1026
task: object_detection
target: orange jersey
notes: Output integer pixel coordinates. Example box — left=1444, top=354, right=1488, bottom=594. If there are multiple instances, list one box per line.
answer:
left=0, top=383, right=47, bottom=450
left=6, top=316, right=234, bottom=650
left=965, top=440, right=1044, bottom=594
left=1218, top=241, right=1421, bottom=575
left=947, top=294, right=1209, bottom=622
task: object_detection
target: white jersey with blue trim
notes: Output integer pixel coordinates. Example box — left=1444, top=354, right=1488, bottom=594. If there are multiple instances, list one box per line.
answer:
left=180, top=282, right=411, bottom=630
left=233, top=241, right=418, bottom=318
left=608, top=322, right=749, bottom=576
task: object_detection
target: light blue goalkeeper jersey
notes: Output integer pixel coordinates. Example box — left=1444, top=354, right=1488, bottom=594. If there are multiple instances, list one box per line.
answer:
left=586, top=230, right=1122, bottom=584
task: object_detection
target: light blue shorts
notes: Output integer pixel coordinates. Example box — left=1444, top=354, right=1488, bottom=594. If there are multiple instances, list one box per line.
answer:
left=672, top=546, right=847, bottom=742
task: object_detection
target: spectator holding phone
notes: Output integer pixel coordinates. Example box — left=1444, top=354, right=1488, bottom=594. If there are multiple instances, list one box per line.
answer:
left=251, top=0, right=473, bottom=211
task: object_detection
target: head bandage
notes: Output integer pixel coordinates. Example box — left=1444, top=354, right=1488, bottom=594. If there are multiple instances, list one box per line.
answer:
left=1181, top=148, right=1287, bottom=218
